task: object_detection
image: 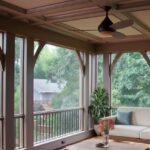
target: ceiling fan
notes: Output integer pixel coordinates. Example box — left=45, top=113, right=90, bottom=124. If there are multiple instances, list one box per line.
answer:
left=69, top=6, right=134, bottom=38
left=97, top=6, right=134, bottom=38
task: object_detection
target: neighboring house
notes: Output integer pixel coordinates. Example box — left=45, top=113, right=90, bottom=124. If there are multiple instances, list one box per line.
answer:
left=34, top=79, right=63, bottom=103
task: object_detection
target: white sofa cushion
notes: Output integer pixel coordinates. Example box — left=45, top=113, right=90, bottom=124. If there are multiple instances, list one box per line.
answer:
left=109, top=125, right=147, bottom=138
left=140, top=127, right=150, bottom=140
left=118, top=107, right=150, bottom=126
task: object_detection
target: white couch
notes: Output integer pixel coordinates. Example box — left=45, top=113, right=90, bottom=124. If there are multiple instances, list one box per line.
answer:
left=109, top=107, right=150, bottom=141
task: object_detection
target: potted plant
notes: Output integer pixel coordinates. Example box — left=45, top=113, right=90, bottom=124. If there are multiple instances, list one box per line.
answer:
left=89, top=87, right=110, bottom=135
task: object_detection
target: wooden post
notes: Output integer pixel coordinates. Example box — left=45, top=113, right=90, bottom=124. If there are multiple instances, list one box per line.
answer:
left=83, top=52, right=90, bottom=130
left=3, top=33, right=15, bottom=150
left=89, top=54, right=97, bottom=128
left=103, top=53, right=111, bottom=106
left=24, top=37, right=34, bottom=148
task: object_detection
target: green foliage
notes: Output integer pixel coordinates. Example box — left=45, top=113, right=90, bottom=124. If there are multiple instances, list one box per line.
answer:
left=14, top=37, right=22, bottom=114
left=97, top=55, right=103, bottom=87
left=112, top=52, right=150, bottom=107
left=14, top=85, right=21, bottom=114
left=89, top=87, right=110, bottom=124
left=49, top=48, right=79, bottom=109
left=34, top=45, right=56, bottom=80
left=34, top=46, right=79, bottom=109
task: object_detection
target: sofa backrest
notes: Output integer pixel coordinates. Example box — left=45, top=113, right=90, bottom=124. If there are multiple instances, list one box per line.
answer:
left=118, top=107, right=150, bottom=126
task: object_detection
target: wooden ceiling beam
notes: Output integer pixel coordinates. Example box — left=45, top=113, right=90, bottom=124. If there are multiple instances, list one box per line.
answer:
left=36, top=10, right=104, bottom=25
left=0, top=15, right=95, bottom=53
left=117, top=0, right=150, bottom=12
left=43, top=6, right=99, bottom=18
left=27, top=0, right=97, bottom=16
left=13, top=2, right=98, bottom=19
left=96, top=39, right=150, bottom=53
left=0, top=0, right=26, bottom=13
left=0, top=1, right=103, bottom=44
left=28, top=0, right=92, bottom=13
left=88, top=0, right=150, bottom=12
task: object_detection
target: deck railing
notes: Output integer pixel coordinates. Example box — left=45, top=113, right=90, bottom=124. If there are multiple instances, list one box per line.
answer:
left=14, top=114, right=24, bottom=149
left=2, top=106, right=117, bottom=149
left=34, top=107, right=83, bottom=144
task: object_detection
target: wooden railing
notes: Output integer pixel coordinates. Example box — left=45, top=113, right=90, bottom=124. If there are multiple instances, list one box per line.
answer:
left=1, top=108, right=84, bottom=149
left=34, top=107, right=84, bottom=144
left=14, top=114, right=24, bottom=149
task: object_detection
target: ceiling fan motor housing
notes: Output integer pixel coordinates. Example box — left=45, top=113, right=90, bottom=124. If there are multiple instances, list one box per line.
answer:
left=98, top=16, right=115, bottom=33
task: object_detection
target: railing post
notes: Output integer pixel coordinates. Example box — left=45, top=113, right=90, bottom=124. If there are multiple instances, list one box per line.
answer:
left=24, top=37, right=34, bottom=148
left=3, top=33, right=15, bottom=150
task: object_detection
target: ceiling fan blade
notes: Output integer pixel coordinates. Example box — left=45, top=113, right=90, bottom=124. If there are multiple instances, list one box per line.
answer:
left=112, top=31, right=126, bottom=38
left=111, top=19, right=134, bottom=30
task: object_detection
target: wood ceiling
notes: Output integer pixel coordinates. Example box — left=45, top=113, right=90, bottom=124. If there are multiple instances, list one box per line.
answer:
left=0, top=0, right=150, bottom=46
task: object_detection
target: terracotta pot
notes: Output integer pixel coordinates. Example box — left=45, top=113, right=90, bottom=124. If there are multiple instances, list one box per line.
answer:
left=94, top=124, right=101, bottom=135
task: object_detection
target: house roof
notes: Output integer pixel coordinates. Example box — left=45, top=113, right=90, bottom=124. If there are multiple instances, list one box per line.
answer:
left=34, top=79, right=62, bottom=93
left=0, top=0, right=149, bottom=53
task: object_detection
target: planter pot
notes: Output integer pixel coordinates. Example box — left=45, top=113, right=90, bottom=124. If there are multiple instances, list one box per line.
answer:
left=94, top=124, right=101, bottom=135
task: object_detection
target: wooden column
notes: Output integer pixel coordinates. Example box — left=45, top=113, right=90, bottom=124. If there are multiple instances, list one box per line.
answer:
left=3, top=33, right=15, bottom=150
left=89, top=54, right=98, bottom=128
left=83, top=52, right=90, bottom=130
left=103, top=53, right=111, bottom=105
left=89, top=54, right=98, bottom=93
left=24, top=37, right=34, bottom=149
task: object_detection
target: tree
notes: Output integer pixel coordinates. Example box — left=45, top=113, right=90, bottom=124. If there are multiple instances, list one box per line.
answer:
left=48, top=48, right=80, bottom=109
left=14, top=37, right=23, bottom=114
left=112, top=52, right=150, bottom=107
left=34, top=46, right=80, bottom=109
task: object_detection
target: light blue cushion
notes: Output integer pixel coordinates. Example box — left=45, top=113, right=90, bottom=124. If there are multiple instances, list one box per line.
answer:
left=116, top=111, right=132, bottom=125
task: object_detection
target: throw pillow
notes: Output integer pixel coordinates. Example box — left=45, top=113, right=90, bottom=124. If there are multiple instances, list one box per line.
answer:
left=116, top=111, right=132, bottom=125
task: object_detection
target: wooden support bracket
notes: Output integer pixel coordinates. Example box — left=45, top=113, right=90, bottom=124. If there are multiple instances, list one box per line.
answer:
left=75, top=50, right=85, bottom=76
left=0, top=46, right=5, bottom=71
left=111, top=53, right=123, bottom=75
left=33, top=41, right=46, bottom=65
left=141, top=51, right=150, bottom=67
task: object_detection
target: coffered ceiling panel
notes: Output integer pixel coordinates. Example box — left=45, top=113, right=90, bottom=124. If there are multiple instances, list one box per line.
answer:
left=131, top=10, right=150, bottom=28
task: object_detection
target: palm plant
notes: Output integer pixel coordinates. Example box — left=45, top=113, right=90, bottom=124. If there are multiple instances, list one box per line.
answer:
left=89, top=87, right=110, bottom=124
